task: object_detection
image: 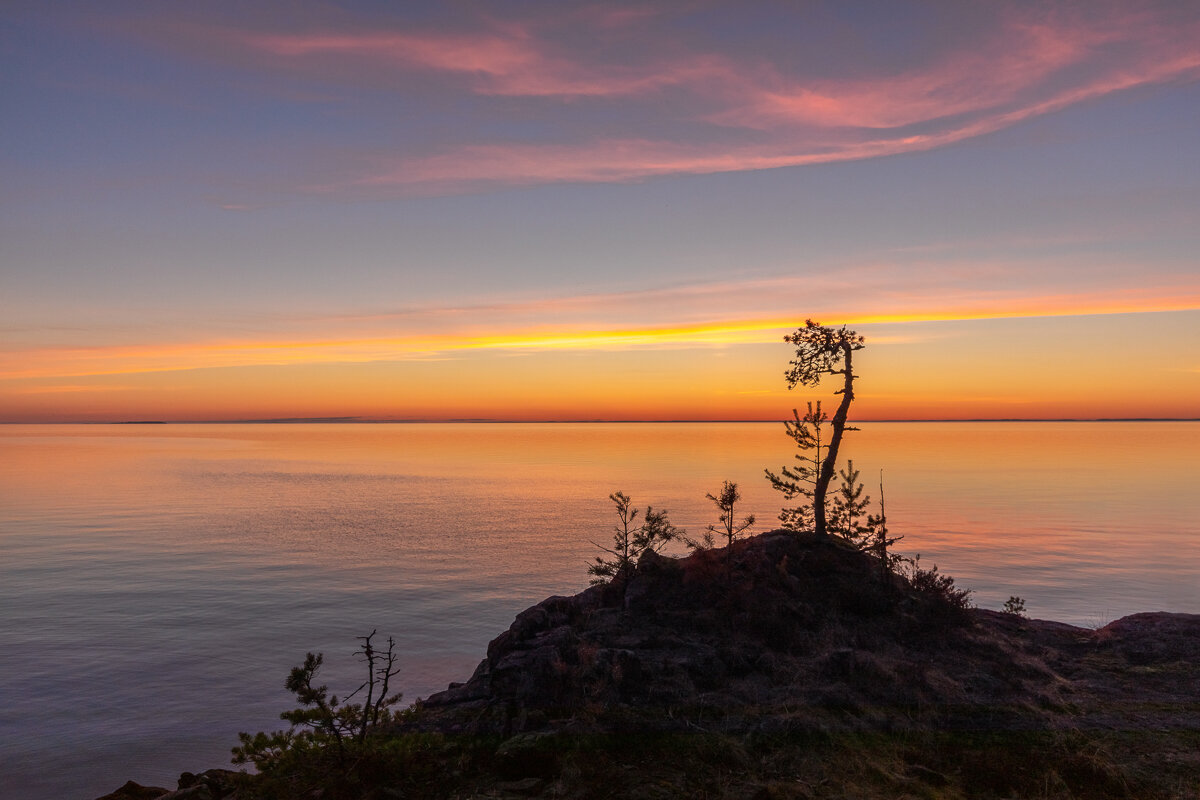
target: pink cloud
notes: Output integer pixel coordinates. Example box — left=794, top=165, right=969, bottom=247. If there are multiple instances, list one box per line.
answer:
left=719, top=20, right=1106, bottom=129
left=237, top=22, right=726, bottom=98
left=245, top=31, right=538, bottom=80
left=133, top=3, right=1200, bottom=194
left=717, top=9, right=1200, bottom=131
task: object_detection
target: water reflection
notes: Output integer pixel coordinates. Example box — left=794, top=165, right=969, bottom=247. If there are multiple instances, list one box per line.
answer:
left=0, top=422, right=1197, bottom=798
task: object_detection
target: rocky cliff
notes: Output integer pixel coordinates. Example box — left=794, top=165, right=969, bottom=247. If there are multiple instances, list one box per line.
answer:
left=98, top=531, right=1200, bottom=799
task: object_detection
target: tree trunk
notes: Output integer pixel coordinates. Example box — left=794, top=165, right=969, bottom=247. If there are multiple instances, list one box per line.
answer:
left=814, top=343, right=855, bottom=538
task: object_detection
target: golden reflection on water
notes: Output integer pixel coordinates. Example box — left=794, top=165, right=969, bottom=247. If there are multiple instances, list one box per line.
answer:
left=3, top=421, right=1197, bottom=619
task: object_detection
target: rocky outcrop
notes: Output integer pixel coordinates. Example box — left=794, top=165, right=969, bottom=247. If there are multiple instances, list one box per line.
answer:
left=96, top=531, right=1200, bottom=799
left=419, top=530, right=1200, bottom=739
left=406, top=531, right=1200, bottom=795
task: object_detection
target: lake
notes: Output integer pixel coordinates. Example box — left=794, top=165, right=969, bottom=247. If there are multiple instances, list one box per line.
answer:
left=1, top=422, right=1197, bottom=799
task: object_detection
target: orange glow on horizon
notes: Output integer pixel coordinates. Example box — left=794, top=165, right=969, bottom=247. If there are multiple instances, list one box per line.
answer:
left=4, top=294, right=1198, bottom=423
left=5, top=294, right=1199, bottom=383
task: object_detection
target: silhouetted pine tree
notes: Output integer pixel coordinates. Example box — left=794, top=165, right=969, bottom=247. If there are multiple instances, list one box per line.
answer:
left=232, top=631, right=402, bottom=782
left=685, top=481, right=754, bottom=582
left=589, top=491, right=680, bottom=586
left=830, top=460, right=871, bottom=545
left=634, top=507, right=681, bottom=560
left=776, top=320, right=865, bottom=538
left=867, top=470, right=903, bottom=583
left=764, top=401, right=828, bottom=531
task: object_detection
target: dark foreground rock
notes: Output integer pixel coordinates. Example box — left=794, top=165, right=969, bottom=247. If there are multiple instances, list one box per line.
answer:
left=422, top=533, right=1199, bottom=738
left=95, top=770, right=242, bottom=800
left=94, top=782, right=172, bottom=800
left=97, top=531, right=1200, bottom=799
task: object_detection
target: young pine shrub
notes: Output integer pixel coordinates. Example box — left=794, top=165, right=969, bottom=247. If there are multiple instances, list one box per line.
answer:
left=682, top=481, right=755, bottom=584
left=866, top=469, right=904, bottom=583
left=1002, top=596, right=1028, bottom=617
left=764, top=401, right=828, bottom=533
left=232, top=631, right=407, bottom=798
left=588, top=491, right=681, bottom=587
left=906, top=555, right=973, bottom=613
left=830, top=460, right=871, bottom=546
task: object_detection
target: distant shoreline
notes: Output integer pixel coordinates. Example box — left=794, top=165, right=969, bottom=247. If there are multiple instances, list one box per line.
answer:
left=4, top=418, right=1198, bottom=425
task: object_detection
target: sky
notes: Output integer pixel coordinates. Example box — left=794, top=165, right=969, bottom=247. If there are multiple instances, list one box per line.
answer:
left=2, top=0, right=1198, bottom=422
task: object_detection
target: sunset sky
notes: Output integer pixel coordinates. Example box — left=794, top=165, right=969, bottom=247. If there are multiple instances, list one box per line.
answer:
left=3, top=1, right=1198, bottom=421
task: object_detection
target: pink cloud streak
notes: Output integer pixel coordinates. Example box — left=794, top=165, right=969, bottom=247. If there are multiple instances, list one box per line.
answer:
left=143, top=3, right=1200, bottom=194
left=718, top=19, right=1110, bottom=130
left=239, top=23, right=726, bottom=99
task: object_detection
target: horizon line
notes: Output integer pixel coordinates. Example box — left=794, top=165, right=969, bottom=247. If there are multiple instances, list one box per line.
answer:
left=4, top=417, right=1198, bottom=425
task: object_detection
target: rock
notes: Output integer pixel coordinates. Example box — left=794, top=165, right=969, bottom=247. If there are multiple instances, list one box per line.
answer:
left=1096, top=612, right=1200, bottom=664
left=158, top=787, right=210, bottom=800
left=162, top=768, right=242, bottom=799
left=423, top=531, right=990, bottom=732
left=906, top=763, right=949, bottom=787
left=414, top=529, right=1200, bottom=764
left=493, top=731, right=561, bottom=779
left=93, top=781, right=171, bottom=800
left=493, top=776, right=546, bottom=795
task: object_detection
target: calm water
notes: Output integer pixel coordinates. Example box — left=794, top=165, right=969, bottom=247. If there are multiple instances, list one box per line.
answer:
left=1, top=422, right=1197, bottom=799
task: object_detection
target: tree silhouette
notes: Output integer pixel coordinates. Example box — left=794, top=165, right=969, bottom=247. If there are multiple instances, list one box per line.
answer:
left=588, top=491, right=639, bottom=585
left=232, top=630, right=402, bottom=777
left=866, top=469, right=903, bottom=582
left=635, top=507, right=681, bottom=559
left=830, top=460, right=871, bottom=545
left=684, top=481, right=754, bottom=582
left=778, top=320, right=865, bottom=538
left=706, top=480, right=755, bottom=548
left=764, top=401, right=829, bottom=531
left=1002, top=596, right=1028, bottom=617
left=589, top=491, right=680, bottom=586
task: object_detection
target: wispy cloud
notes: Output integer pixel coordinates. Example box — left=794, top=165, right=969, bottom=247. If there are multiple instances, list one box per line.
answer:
left=8, top=383, right=134, bottom=395
left=129, top=2, right=1200, bottom=195
left=239, top=26, right=726, bottom=99
left=714, top=15, right=1113, bottom=130
left=5, top=271, right=1196, bottom=381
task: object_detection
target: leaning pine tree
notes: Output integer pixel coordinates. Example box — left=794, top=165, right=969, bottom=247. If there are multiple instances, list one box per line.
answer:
left=765, top=320, right=865, bottom=539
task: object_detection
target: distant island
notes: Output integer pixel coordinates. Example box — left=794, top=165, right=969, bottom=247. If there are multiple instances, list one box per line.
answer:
left=67, top=417, right=1200, bottom=424
left=96, top=530, right=1200, bottom=800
